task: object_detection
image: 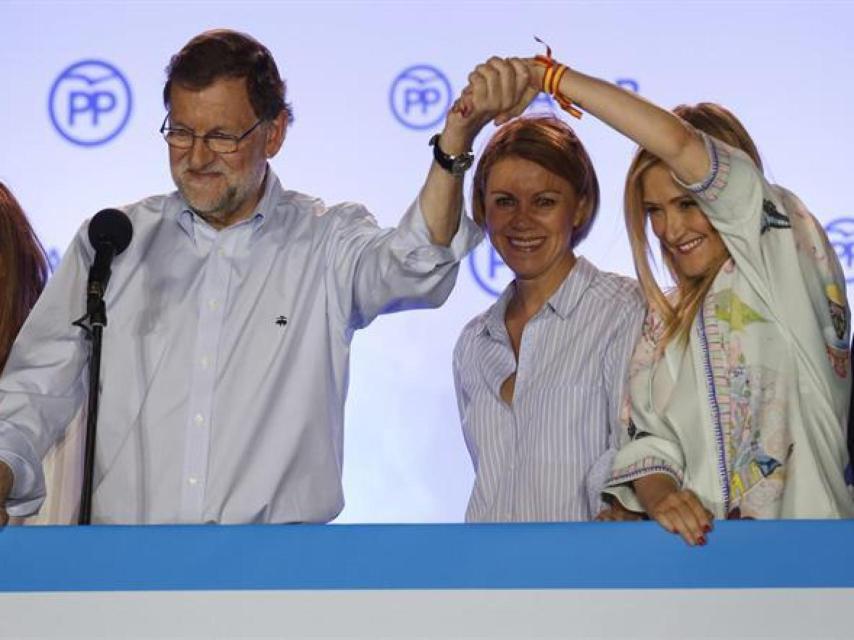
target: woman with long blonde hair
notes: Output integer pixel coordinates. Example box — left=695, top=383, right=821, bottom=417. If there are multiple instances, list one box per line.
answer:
left=486, top=53, right=854, bottom=543
left=623, top=104, right=763, bottom=349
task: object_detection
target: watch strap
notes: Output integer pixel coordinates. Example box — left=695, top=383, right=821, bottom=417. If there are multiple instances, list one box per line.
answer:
left=429, top=134, right=474, bottom=177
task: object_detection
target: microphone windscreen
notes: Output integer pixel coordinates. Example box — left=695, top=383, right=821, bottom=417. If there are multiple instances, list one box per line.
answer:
left=88, top=208, right=133, bottom=256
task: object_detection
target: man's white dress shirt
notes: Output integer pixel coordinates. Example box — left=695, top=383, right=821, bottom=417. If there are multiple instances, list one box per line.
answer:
left=0, top=169, right=480, bottom=523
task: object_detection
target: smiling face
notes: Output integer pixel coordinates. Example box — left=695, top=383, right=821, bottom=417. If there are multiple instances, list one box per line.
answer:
left=641, top=163, right=729, bottom=280
left=485, top=156, right=586, bottom=292
left=167, top=76, right=285, bottom=229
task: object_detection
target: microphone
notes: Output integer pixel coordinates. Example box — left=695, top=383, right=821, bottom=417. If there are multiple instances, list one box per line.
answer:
left=86, top=208, right=132, bottom=317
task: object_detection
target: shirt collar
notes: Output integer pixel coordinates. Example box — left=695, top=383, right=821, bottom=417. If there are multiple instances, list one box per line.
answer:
left=480, top=282, right=514, bottom=340
left=545, top=256, right=597, bottom=320
left=477, top=256, right=598, bottom=338
left=174, top=164, right=279, bottom=241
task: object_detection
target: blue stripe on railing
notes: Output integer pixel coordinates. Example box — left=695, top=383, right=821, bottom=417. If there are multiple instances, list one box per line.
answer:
left=1, top=520, right=853, bottom=592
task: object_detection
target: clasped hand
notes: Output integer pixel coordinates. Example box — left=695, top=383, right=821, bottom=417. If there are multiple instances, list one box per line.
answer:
left=444, top=57, right=540, bottom=148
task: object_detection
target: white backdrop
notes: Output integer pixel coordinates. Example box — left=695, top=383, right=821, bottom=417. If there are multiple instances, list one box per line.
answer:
left=2, top=0, right=853, bottom=522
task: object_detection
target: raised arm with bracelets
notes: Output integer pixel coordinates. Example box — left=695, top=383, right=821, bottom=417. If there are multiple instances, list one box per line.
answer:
left=503, top=58, right=710, bottom=184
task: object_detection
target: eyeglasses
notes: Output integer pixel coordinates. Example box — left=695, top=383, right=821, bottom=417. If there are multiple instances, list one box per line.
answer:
left=159, top=114, right=264, bottom=154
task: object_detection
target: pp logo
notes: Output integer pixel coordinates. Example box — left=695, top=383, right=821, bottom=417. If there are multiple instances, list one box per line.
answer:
left=47, top=248, right=63, bottom=273
left=468, top=240, right=512, bottom=297
left=49, top=60, right=132, bottom=147
left=527, top=93, right=555, bottom=114
left=527, top=78, right=638, bottom=116
left=616, top=78, right=640, bottom=93
left=390, top=65, right=452, bottom=130
left=825, top=218, right=854, bottom=283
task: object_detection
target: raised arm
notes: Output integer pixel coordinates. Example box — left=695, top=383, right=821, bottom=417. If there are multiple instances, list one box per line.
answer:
left=326, top=58, right=545, bottom=328
left=420, top=58, right=535, bottom=246
left=492, top=56, right=711, bottom=185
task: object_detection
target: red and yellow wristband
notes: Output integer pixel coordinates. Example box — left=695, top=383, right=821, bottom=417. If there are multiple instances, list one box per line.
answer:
left=534, top=37, right=582, bottom=119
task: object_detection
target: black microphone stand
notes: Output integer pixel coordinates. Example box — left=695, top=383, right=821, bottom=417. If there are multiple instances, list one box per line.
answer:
left=70, top=208, right=132, bottom=525
left=72, top=247, right=115, bottom=526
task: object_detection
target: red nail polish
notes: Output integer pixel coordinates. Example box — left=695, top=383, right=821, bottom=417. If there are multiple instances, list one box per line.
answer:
left=702, top=524, right=712, bottom=534
left=698, top=536, right=707, bottom=546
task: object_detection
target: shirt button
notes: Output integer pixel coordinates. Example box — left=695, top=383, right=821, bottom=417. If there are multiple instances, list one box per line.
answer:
left=188, top=476, right=199, bottom=486
left=193, top=413, right=205, bottom=426
left=200, top=356, right=210, bottom=369
left=217, top=247, right=226, bottom=257
left=208, top=299, right=219, bottom=310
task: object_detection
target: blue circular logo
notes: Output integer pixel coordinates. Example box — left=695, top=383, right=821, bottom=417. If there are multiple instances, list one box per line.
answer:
left=526, top=92, right=556, bottom=114
left=389, top=65, right=452, bottom=130
left=49, top=60, right=133, bottom=147
left=46, top=247, right=63, bottom=273
left=615, top=78, right=640, bottom=93
left=825, top=218, right=854, bottom=284
left=468, top=240, right=512, bottom=297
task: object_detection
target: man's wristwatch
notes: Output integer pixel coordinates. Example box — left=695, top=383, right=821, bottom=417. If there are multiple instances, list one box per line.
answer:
left=429, top=134, right=474, bottom=177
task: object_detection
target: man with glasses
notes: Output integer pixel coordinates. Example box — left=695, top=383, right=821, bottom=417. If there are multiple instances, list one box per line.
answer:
left=0, top=30, right=532, bottom=525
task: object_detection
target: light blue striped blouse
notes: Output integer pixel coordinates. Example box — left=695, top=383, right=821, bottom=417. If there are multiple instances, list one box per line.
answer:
left=453, top=257, right=644, bottom=522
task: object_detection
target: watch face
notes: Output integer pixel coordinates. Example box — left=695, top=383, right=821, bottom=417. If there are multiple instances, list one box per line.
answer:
left=452, top=152, right=474, bottom=176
